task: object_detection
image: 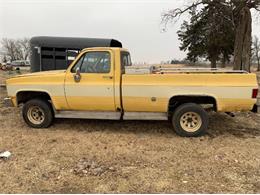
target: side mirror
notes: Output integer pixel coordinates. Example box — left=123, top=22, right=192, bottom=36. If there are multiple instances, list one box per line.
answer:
left=74, top=67, right=81, bottom=82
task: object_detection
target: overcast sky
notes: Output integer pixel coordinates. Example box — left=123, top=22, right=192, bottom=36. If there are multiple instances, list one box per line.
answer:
left=0, top=0, right=260, bottom=63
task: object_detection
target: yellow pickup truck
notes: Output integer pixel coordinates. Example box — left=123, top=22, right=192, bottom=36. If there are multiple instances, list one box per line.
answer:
left=4, top=47, right=259, bottom=137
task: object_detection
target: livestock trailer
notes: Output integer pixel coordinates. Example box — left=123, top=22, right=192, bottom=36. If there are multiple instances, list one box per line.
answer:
left=30, top=36, right=122, bottom=72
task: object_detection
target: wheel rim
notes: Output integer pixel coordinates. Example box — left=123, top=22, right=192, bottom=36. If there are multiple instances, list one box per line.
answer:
left=180, top=112, right=202, bottom=132
left=27, top=106, right=45, bottom=125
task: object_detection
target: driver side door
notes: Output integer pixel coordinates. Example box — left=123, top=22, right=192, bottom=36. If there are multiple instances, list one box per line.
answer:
left=64, top=50, right=116, bottom=111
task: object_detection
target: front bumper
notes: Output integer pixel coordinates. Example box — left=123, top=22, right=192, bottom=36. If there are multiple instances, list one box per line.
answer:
left=4, top=97, right=14, bottom=107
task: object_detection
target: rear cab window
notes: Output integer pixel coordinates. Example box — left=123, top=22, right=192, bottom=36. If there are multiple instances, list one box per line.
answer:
left=120, top=51, right=132, bottom=74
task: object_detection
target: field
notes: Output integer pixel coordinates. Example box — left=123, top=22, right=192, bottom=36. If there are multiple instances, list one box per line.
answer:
left=0, top=70, right=260, bottom=193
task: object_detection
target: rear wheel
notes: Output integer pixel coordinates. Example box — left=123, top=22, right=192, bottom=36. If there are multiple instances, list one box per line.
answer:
left=172, top=103, right=209, bottom=137
left=22, top=99, right=53, bottom=128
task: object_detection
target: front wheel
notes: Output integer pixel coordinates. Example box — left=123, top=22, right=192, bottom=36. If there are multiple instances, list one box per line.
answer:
left=22, top=99, right=53, bottom=128
left=172, top=103, right=209, bottom=137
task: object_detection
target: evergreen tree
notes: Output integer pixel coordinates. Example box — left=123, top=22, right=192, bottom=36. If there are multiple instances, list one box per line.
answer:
left=177, top=1, right=235, bottom=67
left=162, top=0, right=260, bottom=71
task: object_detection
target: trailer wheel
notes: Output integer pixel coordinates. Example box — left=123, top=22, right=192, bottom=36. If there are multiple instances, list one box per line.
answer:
left=172, top=103, right=209, bottom=137
left=22, top=98, right=53, bottom=128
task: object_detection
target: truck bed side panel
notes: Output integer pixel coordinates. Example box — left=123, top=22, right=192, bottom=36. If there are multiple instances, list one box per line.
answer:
left=121, top=73, right=257, bottom=112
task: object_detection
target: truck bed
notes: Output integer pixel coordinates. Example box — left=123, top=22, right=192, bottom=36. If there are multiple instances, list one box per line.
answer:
left=125, top=66, right=248, bottom=75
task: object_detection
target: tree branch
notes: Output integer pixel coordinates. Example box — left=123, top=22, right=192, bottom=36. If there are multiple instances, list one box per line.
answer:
left=161, top=1, right=203, bottom=31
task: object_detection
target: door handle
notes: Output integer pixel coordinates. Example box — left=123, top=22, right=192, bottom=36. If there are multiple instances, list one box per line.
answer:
left=102, top=76, right=113, bottom=79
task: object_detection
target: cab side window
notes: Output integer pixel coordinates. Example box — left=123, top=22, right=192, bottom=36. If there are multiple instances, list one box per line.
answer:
left=71, top=51, right=111, bottom=73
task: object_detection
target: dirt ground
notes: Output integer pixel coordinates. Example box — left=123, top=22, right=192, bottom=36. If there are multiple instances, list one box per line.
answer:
left=0, top=70, right=260, bottom=193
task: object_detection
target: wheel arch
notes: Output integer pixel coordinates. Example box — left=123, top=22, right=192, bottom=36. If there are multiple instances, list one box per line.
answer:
left=167, top=94, right=218, bottom=114
left=16, top=90, right=54, bottom=107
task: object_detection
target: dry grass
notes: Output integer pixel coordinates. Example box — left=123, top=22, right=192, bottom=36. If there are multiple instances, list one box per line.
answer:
left=0, top=70, right=260, bottom=193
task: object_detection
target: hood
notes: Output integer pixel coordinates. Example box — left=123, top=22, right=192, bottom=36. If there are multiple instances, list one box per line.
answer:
left=12, top=70, right=66, bottom=78
left=6, top=69, right=67, bottom=86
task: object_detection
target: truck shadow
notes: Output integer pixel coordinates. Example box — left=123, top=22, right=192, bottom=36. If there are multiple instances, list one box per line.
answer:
left=53, top=118, right=174, bottom=135
left=207, top=112, right=260, bottom=138
left=53, top=112, right=260, bottom=139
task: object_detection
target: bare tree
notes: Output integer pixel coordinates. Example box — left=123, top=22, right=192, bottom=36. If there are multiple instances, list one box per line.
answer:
left=252, top=35, right=260, bottom=71
left=0, top=37, right=30, bottom=61
left=18, top=37, right=30, bottom=60
left=1, top=38, right=17, bottom=61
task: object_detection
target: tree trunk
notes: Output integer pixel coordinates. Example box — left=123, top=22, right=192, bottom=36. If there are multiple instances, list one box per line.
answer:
left=3, top=55, right=7, bottom=63
left=257, top=57, right=260, bottom=71
left=210, top=55, right=217, bottom=68
left=221, top=57, right=226, bottom=68
left=233, top=6, right=252, bottom=72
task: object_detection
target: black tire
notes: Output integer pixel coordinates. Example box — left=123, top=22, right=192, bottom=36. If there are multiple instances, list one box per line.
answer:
left=172, top=103, right=209, bottom=137
left=22, top=98, right=53, bottom=128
